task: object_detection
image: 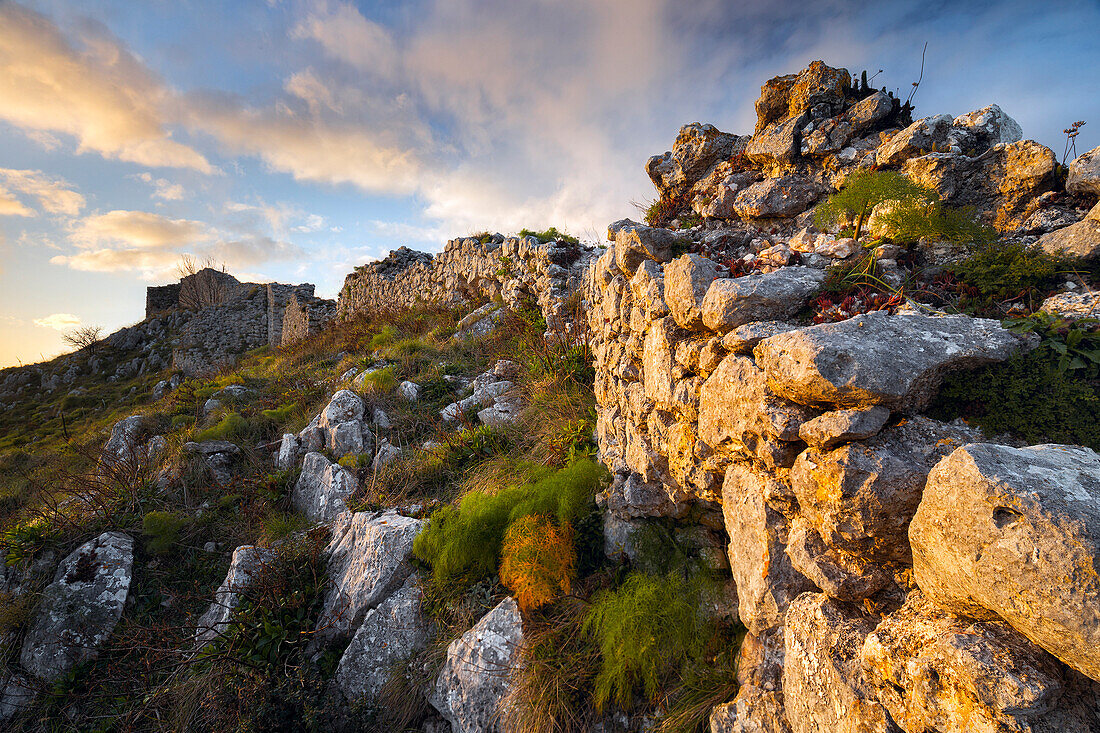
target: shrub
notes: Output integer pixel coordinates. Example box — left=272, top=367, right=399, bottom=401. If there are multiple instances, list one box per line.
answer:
left=171, top=414, right=195, bottom=429
left=949, top=241, right=1069, bottom=302
left=1, top=518, right=53, bottom=565
left=518, top=227, right=579, bottom=244
left=369, top=326, right=397, bottom=350
left=583, top=572, right=706, bottom=710
left=500, top=515, right=575, bottom=612
left=261, top=402, right=297, bottom=423
left=815, top=170, right=932, bottom=240
left=359, top=367, right=397, bottom=394
left=142, top=510, right=190, bottom=555
left=930, top=349, right=1100, bottom=449
left=195, top=412, right=250, bottom=443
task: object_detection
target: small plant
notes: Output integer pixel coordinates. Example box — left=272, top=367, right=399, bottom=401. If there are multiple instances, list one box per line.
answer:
left=359, top=367, right=397, bottom=393
left=260, top=402, right=296, bottom=423
left=641, top=191, right=690, bottom=229
left=948, top=241, right=1069, bottom=303
left=518, top=227, right=579, bottom=244
left=195, top=412, right=251, bottom=443
left=142, top=510, right=190, bottom=555
left=547, top=418, right=596, bottom=466
left=1004, top=313, right=1100, bottom=378
left=499, top=514, right=575, bottom=612
left=815, top=170, right=932, bottom=241
left=62, top=325, right=104, bottom=355
left=1, top=518, right=52, bottom=565
left=1063, top=121, right=1086, bottom=166
left=583, top=572, right=706, bottom=710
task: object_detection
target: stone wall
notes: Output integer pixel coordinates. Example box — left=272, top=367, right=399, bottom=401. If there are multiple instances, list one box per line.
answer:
left=145, top=284, right=180, bottom=316
left=586, top=219, right=1100, bottom=731
left=337, top=236, right=596, bottom=339
left=281, top=291, right=337, bottom=346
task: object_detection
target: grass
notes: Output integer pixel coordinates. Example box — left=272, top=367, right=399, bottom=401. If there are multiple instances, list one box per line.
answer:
left=518, top=227, right=580, bottom=244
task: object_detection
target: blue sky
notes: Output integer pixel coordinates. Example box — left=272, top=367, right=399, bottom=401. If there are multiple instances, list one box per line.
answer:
left=1, top=0, right=1098, bottom=367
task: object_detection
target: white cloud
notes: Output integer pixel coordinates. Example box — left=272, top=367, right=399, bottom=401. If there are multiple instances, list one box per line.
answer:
left=0, top=189, right=34, bottom=217
left=130, top=172, right=186, bottom=201
left=0, top=4, right=213, bottom=172
left=0, top=169, right=85, bottom=216
left=33, top=312, right=81, bottom=330
left=70, top=210, right=209, bottom=250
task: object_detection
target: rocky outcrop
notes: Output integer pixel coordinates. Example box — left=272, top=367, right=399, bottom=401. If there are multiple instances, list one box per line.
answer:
left=20, top=532, right=133, bottom=682
left=430, top=597, right=524, bottom=733
left=910, top=443, right=1100, bottom=681
left=1068, top=145, right=1100, bottom=197
left=194, top=545, right=273, bottom=648
left=646, top=123, right=746, bottom=198
left=292, top=452, right=359, bottom=522
left=1039, top=200, right=1100, bottom=259
left=316, top=510, right=423, bottom=642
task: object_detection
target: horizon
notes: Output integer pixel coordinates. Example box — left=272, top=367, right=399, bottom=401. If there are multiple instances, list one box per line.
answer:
left=2, top=0, right=1099, bottom=368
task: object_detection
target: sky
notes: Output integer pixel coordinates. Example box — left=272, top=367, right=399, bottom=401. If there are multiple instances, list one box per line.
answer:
left=1, top=0, right=1098, bottom=368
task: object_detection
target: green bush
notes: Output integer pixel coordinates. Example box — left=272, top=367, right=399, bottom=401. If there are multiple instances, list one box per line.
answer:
left=583, top=572, right=707, bottom=709
left=261, top=402, right=297, bottom=424
left=142, top=510, right=190, bottom=555
left=518, top=227, right=579, bottom=244
left=195, top=412, right=251, bottom=443
left=1, top=518, right=53, bottom=565
left=413, top=459, right=607, bottom=588
left=369, top=326, right=397, bottom=350
left=359, top=367, right=397, bottom=393
left=949, top=241, right=1069, bottom=301
left=930, top=349, right=1100, bottom=449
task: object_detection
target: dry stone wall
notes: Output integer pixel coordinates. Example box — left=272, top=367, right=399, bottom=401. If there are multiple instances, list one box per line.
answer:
left=337, top=236, right=596, bottom=338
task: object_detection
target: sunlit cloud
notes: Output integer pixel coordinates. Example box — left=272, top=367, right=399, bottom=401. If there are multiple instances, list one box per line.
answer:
left=0, top=4, right=213, bottom=172
left=33, top=312, right=81, bottom=330
left=0, top=169, right=85, bottom=216
left=130, top=172, right=186, bottom=201
left=70, top=210, right=209, bottom=250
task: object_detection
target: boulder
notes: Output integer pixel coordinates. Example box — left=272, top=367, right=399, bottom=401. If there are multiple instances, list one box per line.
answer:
left=754, top=61, right=851, bottom=134
left=801, top=92, right=894, bottom=157
left=910, top=443, right=1100, bottom=682
left=902, top=140, right=1057, bottom=231
left=184, top=439, right=241, bottom=486
left=643, top=316, right=681, bottom=407
left=721, top=321, right=798, bottom=354
left=876, top=114, right=954, bottom=166
left=430, top=597, right=523, bottom=733
left=699, top=355, right=813, bottom=464
left=335, top=574, right=428, bottom=703
left=646, top=123, right=744, bottom=197
left=599, top=472, right=691, bottom=520
left=731, top=176, right=822, bottom=219
left=1068, top=145, right=1100, bottom=197
left=103, top=415, right=144, bottom=465
left=754, top=311, right=1031, bottom=411
left=372, top=439, right=401, bottom=470
left=320, top=389, right=365, bottom=427
left=194, top=545, right=273, bottom=648
left=745, top=113, right=809, bottom=171
left=276, top=433, right=300, bottom=470
left=797, top=405, right=890, bottom=450
left=1040, top=289, right=1100, bottom=319
left=291, top=452, right=359, bottom=522
left=614, top=224, right=679, bottom=277
left=790, top=416, right=979, bottom=572
left=665, top=254, right=721, bottom=329
left=1039, top=218, right=1100, bottom=259
left=456, top=302, right=504, bottom=340
left=0, top=674, right=34, bottom=724
left=20, top=532, right=133, bottom=682
left=862, top=590, right=1070, bottom=733
left=722, top=463, right=814, bottom=634
left=702, top=267, right=826, bottom=332
left=783, top=593, right=899, bottom=733
left=398, top=380, right=420, bottom=402
left=948, top=104, right=1023, bottom=153
left=629, top=259, right=670, bottom=321
left=316, top=510, right=423, bottom=642
left=710, top=628, right=791, bottom=733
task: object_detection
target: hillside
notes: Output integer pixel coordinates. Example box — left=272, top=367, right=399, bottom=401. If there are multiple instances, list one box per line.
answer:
left=2, top=60, right=1100, bottom=732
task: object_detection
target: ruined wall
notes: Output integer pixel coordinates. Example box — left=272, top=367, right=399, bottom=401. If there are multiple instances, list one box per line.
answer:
left=281, top=291, right=337, bottom=346
left=145, top=284, right=180, bottom=316
left=587, top=220, right=1100, bottom=732
left=337, top=236, right=596, bottom=338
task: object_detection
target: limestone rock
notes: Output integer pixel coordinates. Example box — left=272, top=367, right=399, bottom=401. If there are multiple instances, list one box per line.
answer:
left=456, top=302, right=504, bottom=340
left=0, top=674, right=34, bottom=724
left=599, top=472, right=691, bottom=520
left=317, top=510, right=423, bottom=642
left=399, top=380, right=420, bottom=402
left=797, top=406, right=891, bottom=450
left=754, top=311, right=1031, bottom=411
left=276, top=433, right=300, bottom=470
left=783, top=593, right=899, bottom=733
left=702, top=267, right=826, bottom=332
left=722, top=463, right=814, bottom=634
left=103, top=415, right=144, bottom=465
left=291, top=452, right=359, bottom=522
left=877, top=114, right=953, bottom=166
left=1039, top=218, right=1100, bottom=259
left=335, top=574, right=427, bottom=703
left=20, top=532, right=134, bottom=682
left=430, top=597, right=523, bottom=733
left=665, top=254, right=720, bottom=329
left=195, top=545, right=273, bottom=648
left=643, top=316, right=681, bottom=407
left=755, top=61, right=851, bottom=134
left=615, top=224, right=679, bottom=276
left=910, top=443, right=1100, bottom=682
left=699, top=355, right=814, bottom=462
left=709, top=691, right=791, bottom=733
left=732, top=176, right=822, bottom=220
left=320, top=389, right=365, bottom=427
left=948, top=104, right=1023, bottom=152
left=372, top=438, right=401, bottom=470
left=745, top=113, right=809, bottom=171
left=802, top=92, right=894, bottom=157
left=1040, top=290, right=1100, bottom=319
left=1068, top=145, right=1100, bottom=197
left=721, top=321, right=798, bottom=355
left=646, top=123, right=743, bottom=197
left=862, top=590, right=1068, bottom=733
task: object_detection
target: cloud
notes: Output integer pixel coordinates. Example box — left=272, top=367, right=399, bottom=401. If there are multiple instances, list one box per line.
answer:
left=130, top=172, right=186, bottom=201
left=52, top=208, right=302, bottom=278
left=0, top=3, right=213, bottom=172
left=0, top=189, right=34, bottom=217
left=70, top=210, right=209, bottom=250
left=0, top=169, right=85, bottom=216
left=33, top=312, right=81, bottom=330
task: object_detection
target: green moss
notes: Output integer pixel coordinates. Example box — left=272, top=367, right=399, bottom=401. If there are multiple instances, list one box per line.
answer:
left=195, top=412, right=251, bottom=443
left=929, top=350, right=1100, bottom=449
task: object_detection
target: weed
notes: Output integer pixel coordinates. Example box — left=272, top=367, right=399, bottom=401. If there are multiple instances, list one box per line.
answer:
left=142, top=510, right=190, bottom=555
left=500, top=515, right=575, bottom=612
left=1005, top=313, right=1100, bottom=377
left=948, top=241, right=1070, bottom=305
left=195, top=412, right=251, bottom=443
left=358, top=367, right=397, bottom=394
left=518, top=227, right=579, bottom=244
